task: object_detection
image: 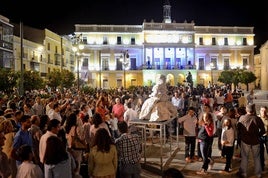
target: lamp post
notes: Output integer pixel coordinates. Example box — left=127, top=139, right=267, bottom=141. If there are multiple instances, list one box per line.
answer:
left=120, top=50, right=129, bottom=89
left=72, top=34, right=84, bottom=91
left=210, top=62, right=214, bottom=85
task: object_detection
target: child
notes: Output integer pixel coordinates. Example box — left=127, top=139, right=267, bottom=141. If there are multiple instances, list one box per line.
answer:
left=219, top=118, right=235, bottom=173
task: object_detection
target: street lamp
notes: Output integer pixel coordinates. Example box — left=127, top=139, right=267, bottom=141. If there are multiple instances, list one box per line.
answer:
left=72, top=34, right=84, bottom=91
left=210, top=62, right=214, bottom=85
left=120, top=50, right=129, bottom=89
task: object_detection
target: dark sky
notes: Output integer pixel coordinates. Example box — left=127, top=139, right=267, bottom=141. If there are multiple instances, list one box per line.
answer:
left=1, top=0, right=268, bottom=52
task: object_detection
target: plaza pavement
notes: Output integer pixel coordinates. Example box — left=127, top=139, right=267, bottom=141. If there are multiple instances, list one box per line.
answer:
left=141, top=90, right=268, bottom=178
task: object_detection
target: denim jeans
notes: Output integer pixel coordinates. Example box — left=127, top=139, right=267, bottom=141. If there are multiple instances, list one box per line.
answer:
left=200, top=138, right=213, bottom=170
left=239, top=141, right=262, bottom=177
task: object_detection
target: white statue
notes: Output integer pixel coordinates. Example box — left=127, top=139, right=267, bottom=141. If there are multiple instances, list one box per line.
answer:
left=139, top=74, right=177, bottom=121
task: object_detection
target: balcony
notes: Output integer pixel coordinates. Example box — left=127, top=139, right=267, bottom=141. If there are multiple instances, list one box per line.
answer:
left=143, top=64, right=196, bottom=70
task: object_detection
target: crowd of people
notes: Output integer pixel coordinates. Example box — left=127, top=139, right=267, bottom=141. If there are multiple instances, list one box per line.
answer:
left=0, top=83, right=267, bottom=178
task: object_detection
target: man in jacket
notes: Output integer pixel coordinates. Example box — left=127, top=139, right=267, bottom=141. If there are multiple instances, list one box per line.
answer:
left=236, top=104, right=265, bottom=178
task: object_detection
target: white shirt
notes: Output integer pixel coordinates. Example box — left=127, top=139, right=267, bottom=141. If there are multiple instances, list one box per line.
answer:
left=178, top=114, right=197, bottom=136
left=39, top=131, right=57, bottom=163
left=16, top=161, right=43, bottom=178
left=124, top=108, right=138, bottom=126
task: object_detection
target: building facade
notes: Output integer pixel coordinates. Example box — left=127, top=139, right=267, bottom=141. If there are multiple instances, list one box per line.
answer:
left=1, top=0, right=258, bottom=90
left=0, top=15, right=13, bottom=69
left=74, top=1, right=255, bottom=89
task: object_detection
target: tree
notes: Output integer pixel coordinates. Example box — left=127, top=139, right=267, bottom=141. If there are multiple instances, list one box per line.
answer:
left=240, top=71, right=257, bottom=91
left=46, top=69, right=76, bottom=91
left=0, top=68, right=18, bottom=93
left=218, top=70, right=233, bottom=86
left=46, top=69, right=62, bottom=91
left=18, top=70, right=44, bottom=92
left=61, top=69, right=75, bottom=88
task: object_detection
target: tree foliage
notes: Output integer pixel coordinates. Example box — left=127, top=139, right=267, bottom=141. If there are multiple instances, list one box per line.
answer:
left=240, top=71, right=257, bottom=91
left=218, top=70, right=233, bottom=85
left=61, top=69, right=75, bottom=88
left=0, top=68, right=18, bottom=93
left=19, top=70, right=45, bottom=91
left=46, top=69, right=76, bottom=91
left=47, top=69, right=62, bottom=90
left=218, top=68, right=257, bottom=91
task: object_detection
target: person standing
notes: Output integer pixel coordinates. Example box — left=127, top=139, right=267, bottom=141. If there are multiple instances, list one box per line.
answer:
left=259, top=106, right=268, bottom=171
left=39, top=119, right=61, bottom=164
left=246, top=89, right=255, bottom=104
left=11, top=115, right=33, bottom=166
left=112, top=97, right=125, bottom=122
left=123, top=102, right=138, bottom=126
left=16, top=144, right=43, bottom=178
left=0, top=131, right=11, bottom=178
left=196, top=112, right=215, bottom=175
left=236, top=104, right=265, bottom=178
left=178, top=107, right=198, bottom=163
left=219, top=118, right=235, bottom=173
left=115, top=121, right=142, bottom=178
left=44, top=136, right=76, bottom=178
left=88, top=128, right=117, bottom=178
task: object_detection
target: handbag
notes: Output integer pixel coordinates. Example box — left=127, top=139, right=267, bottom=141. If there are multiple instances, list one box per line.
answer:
left=71, top=126, right=86, bottom=150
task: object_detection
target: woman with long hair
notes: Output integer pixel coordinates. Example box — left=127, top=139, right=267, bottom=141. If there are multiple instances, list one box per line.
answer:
left=65, top=112, right=85, bottom=176
left=88, top=128, right=117, bottom=178
left=43, top=136, right=76, bottom=178
left=196, top=112, right=215, bottom=175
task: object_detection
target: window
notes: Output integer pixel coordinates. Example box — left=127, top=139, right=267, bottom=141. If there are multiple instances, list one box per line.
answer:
left=176, top=58, right=181, bottom=69
left=165, top=58, right=171, bottom=69
left=48, top=54, right=51, bottom=64
left=212, top=37, right=216, bottom=45
left=103, top=36, right=108, bottom=45
left=117, top=36, right=122, bottom=45
left=224, top=37, right=228, bottom=45
left=155, top=58, right=160, bottom=69
left=130, top=58, right=136, bottom=70
left=82, top=58, right=88, bottom=67
left=82, top=37, right=87, bottom=44
left=243, top=57, right=248, bottom=68
left=47, top=43, right=50, bottom=50
left=102, top=58, right=109, bottom=70
left=243, top=38, right=247, bottom=45
left=103, top=79, right=108, bottom=89
left=55, top=46, right=58, bottom=53
left=199, top=37, right=203, bottom=45
left=198, top=58, right=204, bottom=70
left=223, top=58, right=230, bottom=70
left=131, top=37, right=135, bottom=45
left=117, top=79, right=122, bottom=88
left=211, top=57, right=217, bottom=69
left=116, top=57, right=123, bottom=70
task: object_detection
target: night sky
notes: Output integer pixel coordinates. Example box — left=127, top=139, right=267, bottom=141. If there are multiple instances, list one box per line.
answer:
left=1, top=0, right=268, bottom=52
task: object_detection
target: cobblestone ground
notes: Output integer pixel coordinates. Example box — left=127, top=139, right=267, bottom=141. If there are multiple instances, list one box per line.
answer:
left=141, top=135, right=268, bottom=178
